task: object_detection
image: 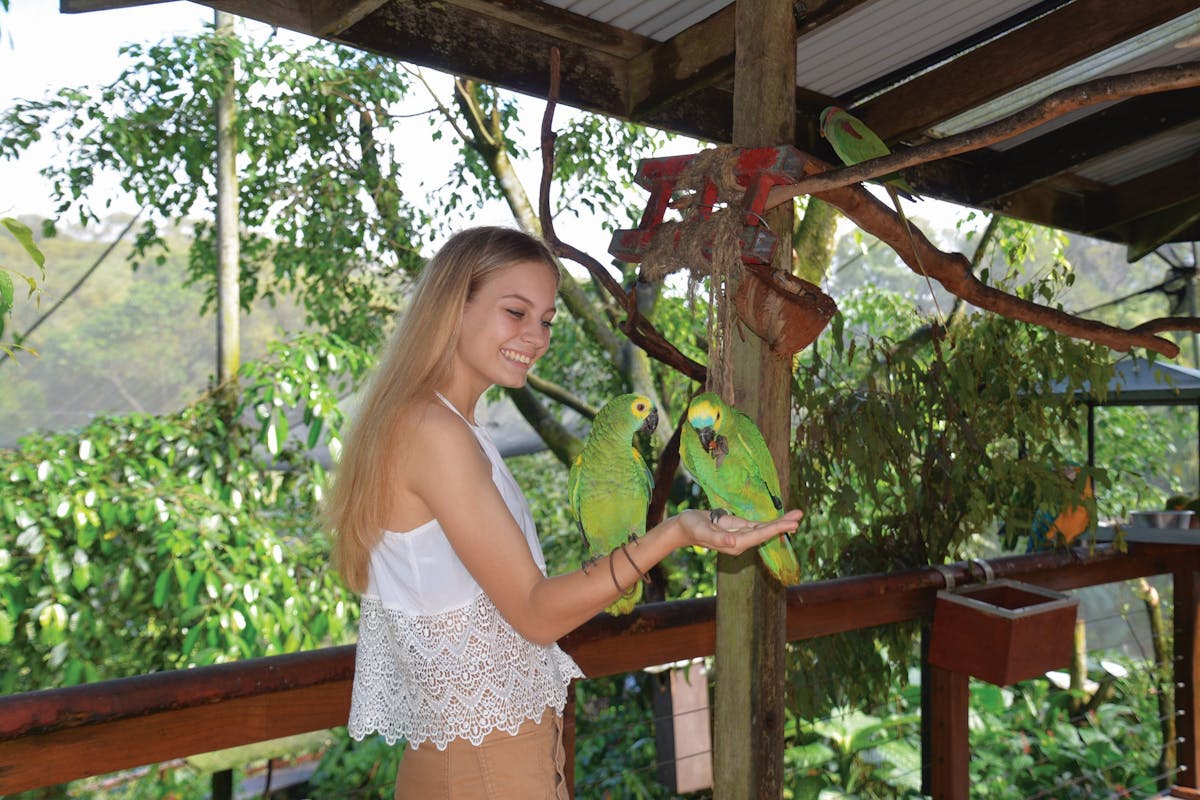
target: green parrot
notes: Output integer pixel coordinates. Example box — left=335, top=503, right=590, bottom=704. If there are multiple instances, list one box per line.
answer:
left=567, top=393, right=659, bottom=615
left=679, top=392, right=801, bottom=585
left=818, top=105, right=916, bottom=200
left=820, top=105, right=942, bottom=322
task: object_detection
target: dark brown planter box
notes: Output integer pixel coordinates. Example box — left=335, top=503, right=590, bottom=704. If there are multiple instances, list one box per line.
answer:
left=928, top=579, right=1079, bottom=686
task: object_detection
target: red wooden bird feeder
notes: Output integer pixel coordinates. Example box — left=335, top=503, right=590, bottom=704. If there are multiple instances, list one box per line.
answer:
left=609, top=146, right=838, bottom=359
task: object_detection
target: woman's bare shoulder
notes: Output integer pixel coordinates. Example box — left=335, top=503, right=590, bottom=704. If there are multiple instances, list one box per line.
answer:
left=394, top=400, right=487, bottom=473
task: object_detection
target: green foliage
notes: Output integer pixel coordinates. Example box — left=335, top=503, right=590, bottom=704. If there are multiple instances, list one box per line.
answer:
left=573, top=675, right=665, bottom=800
left=968, top=667, right=1164, bottom=798
left=0, top=28, right=425, bottom=351
left=786, top=703, right=922, bottom=798
left=0, top=215, right=46, bottom=355
left=307, top=729, right=399, bottom=799
left=783, top=654, right=1165, bottom=799
left=0, top=331, right=369, bottom=691
left=787, top=257, right=1125, bottom=715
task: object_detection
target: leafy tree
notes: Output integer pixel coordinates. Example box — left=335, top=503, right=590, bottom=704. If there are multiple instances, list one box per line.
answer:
left=1, top=215, right=46, bottom=357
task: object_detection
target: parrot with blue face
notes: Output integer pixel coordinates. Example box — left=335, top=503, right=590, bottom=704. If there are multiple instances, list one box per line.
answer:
left=820, top=106, right=943, bottom=322
left=567, top=393, right=658, bottom=615
left=680, top=392, right=801, bottom=585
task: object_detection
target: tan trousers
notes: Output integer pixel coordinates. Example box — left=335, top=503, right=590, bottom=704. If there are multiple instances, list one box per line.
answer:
left=395, top=712, right=569, bottom=799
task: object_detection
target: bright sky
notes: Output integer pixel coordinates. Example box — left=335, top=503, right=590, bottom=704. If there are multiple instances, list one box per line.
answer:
left=0, top=3, right=574, bottom=236
left=0, top=2, right=968, bottom=256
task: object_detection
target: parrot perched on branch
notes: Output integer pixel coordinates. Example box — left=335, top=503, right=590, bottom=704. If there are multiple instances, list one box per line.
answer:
left=819, top=105, right=917, bottom=200
left=567, top=393, right=658, bottom=615
left=820, top=105, right=943, bottom=323
left=680, top=392, right=801, bottom=585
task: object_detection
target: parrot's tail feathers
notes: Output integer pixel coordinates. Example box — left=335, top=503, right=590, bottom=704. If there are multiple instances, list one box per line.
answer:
left=605, top=579, right=643, bottom=616
left=759, top=534, right=802, bottom=586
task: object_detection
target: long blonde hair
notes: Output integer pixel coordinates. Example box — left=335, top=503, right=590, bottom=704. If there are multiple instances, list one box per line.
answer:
left=325, top=227, right=558, bottom=592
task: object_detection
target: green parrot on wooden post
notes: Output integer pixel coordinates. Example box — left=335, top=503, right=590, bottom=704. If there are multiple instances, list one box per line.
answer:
left=567, top=393, right=658, bottom=615
left=680, top=392, right=801, bottom=585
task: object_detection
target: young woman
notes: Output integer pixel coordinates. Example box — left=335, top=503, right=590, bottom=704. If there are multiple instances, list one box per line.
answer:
left=325, top=226, right=803, bottom=799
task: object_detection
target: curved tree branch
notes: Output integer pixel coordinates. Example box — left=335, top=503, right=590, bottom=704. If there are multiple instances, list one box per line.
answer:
left=813, top=165, right=1183, bottom=356
left=538, top=47, right=708, bottom=385
left=526, top=372, right=598, bottom=419
left=767, top=61, right=1200, bottom=206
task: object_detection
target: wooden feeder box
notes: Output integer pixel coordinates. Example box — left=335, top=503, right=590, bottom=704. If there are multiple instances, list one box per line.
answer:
left=928, top=579, right=1078, bottom=686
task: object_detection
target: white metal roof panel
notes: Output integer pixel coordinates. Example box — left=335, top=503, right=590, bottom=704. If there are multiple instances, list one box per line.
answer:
left=1076, top=121, right=1200, bottom=185
left=793, top=0, right=1047, bottom=98
left=542, top=0, right=733, bottom=41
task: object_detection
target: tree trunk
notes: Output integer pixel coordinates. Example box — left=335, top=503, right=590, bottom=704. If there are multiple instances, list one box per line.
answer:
left=452, top=81, right=671, bottom=444
left=714, top=2, right=796, bottom=797
left=1136, top=577, right=1177, bottom=790
left=214, top=10, right=240, bottom=397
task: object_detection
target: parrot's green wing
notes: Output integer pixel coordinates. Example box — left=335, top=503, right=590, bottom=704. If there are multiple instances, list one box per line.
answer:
left=566, top=452, right=588, bottom=548
left=731, top=409, right=783, bottom=509
left=569, top=394, right=657, bottom=615
left=820, top=106, right=916, bottom=197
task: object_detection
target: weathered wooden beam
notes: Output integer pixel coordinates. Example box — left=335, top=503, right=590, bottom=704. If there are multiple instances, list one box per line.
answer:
left=856, top=0, right=1200, bottom=143
left=0, top=682, right=353, bottom=795
left=1, top=545, right=1187, bottom=795
left=332, top=0, right=631, bottom=118
left=434, top=0, right=652, bottom=60
left=627, top=3, right=735, bottom=119
left=1085, top=152, right=1200, bottom=238
left=712, top=1, right=797, bottom=796
left=59, top=0, right=169, bottom=10
left=1126, top=195, right=1200, bottom=262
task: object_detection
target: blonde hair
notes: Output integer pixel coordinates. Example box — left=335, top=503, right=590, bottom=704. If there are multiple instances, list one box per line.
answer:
left=325, top=227, right=558, bottom=592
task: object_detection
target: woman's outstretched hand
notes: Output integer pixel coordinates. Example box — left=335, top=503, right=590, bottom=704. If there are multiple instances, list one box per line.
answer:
left=677, top=508, right=803, bottom=556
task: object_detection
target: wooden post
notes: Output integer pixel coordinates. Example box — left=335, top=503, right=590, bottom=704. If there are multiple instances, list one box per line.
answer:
left=928, top=665, right=970, bottom=800
left=1175, top=567, right=1200, bottom=793
left=713, top=1, right=796, bottom=797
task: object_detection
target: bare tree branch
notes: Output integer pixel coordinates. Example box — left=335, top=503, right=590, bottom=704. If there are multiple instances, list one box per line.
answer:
left=813, top=165, right=1183, bottom=356
left=767, top=61, right=1200, bottom=207
left=538, top=47, right=708, bottom=384
left=526, top=373, right=598, bottom=419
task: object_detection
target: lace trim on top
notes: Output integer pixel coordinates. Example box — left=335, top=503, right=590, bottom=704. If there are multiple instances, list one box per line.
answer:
left=348, top=592, right=585, bottom=749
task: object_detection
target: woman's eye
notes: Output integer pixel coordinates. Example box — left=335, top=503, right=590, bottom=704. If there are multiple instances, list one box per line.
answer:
left=507, top=309, right=525, bottom=319
left=541, top=319, right=554, bottom=329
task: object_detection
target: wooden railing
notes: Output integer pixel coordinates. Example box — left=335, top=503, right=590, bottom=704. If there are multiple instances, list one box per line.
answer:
left=2, top=542, right=1198, bottom=798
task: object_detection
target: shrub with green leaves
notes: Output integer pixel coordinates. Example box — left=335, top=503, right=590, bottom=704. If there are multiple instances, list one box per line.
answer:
left=0, top=332, right=367, bottom=691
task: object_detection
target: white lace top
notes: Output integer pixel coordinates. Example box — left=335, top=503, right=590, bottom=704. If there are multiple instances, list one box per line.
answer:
left=347, top=394, right=584, bottom=750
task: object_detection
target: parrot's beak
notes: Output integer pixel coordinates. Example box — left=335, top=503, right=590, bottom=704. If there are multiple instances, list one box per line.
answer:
left=642, top=407, right=659, bottom=435
left=697, top=426, right=715, bottom=451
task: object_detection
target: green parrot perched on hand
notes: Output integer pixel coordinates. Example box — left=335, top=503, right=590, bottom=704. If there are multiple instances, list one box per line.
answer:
left=680, top=392, right=801, bottom=585
left=567, top=393, right=659, bottom=615
left=820, top=105, right=941, bottom=321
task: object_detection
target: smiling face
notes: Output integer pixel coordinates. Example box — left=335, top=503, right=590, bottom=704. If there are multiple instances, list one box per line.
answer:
left=451, top=258, right=558, bottom=398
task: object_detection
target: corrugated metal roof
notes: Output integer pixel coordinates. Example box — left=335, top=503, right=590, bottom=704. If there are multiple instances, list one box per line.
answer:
left=792, top=0, right=1047, bottom=98
left=543, top=0, right=733, bottom=41
left=1077, top=120, right=1200, bottom=185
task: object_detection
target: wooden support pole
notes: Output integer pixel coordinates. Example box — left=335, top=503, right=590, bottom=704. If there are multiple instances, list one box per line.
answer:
left=1176, top=567, right=1200, bottom=791
left=713, top=1, right=795, bottom=798
left=928, top=665, right=970, bottom=800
